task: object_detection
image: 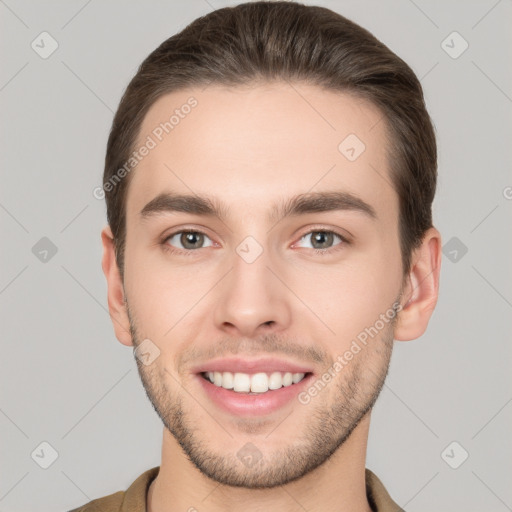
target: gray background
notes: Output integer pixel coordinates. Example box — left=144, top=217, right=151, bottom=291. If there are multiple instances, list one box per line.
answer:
left=1, top=1, right=511, bottom=511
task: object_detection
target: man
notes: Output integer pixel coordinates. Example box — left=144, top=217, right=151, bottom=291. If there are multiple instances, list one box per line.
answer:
left=71, top=1, right=441, bottom=510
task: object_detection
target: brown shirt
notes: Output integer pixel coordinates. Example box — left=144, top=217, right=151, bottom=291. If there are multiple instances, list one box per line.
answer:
left=68, top=466, right=404, bottom=512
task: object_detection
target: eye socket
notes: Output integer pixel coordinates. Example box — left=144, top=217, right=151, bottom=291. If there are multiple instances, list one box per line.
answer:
left=161, top=227, right=350, bottom=256
left=163, top=230, right=214, bottom=253
left=294, top=229, right=349, bottom=254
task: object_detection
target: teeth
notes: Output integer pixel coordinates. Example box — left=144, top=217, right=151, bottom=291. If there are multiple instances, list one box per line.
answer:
left=204, top=371, right=306, bottom=393
left=268, top=371, right=283, bottom=390
left=233, top=372, right=251, bottom=392
left=220, top=371, right=233, bottom=389
left=250, top=372, right=268, bottom=393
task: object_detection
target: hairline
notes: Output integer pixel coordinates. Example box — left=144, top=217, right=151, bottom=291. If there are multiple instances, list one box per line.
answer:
left=114, top=80, right=407, bottom=279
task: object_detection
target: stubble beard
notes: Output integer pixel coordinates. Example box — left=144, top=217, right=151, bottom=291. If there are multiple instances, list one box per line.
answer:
left=127, top=301, right=397, bottom=489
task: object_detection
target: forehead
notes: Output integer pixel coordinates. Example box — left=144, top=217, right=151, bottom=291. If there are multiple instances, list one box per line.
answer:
left=126, top=82, right=397, bottom=226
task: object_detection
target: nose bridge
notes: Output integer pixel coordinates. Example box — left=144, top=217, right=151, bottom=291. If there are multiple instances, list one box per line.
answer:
left=213, top=235, right=291, bottom=336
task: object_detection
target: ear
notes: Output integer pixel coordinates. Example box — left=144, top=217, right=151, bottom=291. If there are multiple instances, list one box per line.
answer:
left=101, top=225, right=133, bottom=346
left=394, top=227, right=442, bottom=341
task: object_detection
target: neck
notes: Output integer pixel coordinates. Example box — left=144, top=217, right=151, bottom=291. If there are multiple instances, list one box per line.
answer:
left=148, top=413, right=373, bottom=512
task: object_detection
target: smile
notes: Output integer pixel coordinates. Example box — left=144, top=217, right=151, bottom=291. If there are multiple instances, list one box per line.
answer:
left=201, top=371, right=308, bottom=394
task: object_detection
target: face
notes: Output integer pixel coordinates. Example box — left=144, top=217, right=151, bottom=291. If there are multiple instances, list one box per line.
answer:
left=121, top=82, right=405, bottom=488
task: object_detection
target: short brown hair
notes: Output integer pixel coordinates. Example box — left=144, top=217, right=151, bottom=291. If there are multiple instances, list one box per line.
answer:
left=103, top=0, right=437, bottom=280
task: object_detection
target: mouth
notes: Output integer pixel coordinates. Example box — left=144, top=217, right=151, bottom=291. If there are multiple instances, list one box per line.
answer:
left=199, top=370, right=311, bottom=395
left=192, top=358, right=315, bottom=416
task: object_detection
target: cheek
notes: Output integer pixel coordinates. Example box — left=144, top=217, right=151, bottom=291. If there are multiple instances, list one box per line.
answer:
left=124, top=244, right=175, bottom=335
left=297, top=252, right=400, bottom=346
left=124, top=246, right=219, bottom=337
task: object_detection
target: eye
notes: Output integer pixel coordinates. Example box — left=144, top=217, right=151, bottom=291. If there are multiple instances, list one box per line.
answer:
left=162, top=230, right=214, bottom=254
left=295, top=229, right=349, bottom=254
left=160, top=227, right=350, bottom=256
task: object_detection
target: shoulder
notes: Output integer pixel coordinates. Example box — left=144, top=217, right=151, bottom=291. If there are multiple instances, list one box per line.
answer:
left=67, top=466, right=160, bottom=512
left=365, top=468, right=405, bottom=512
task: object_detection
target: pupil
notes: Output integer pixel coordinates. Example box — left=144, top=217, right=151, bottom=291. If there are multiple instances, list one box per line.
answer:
left=313, top=232, right=332, bottom=249
left=182, top=232, right=203, bottom=249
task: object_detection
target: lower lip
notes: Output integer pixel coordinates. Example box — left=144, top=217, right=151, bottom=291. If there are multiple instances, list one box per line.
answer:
left=195, top=373, right=313, bottom=417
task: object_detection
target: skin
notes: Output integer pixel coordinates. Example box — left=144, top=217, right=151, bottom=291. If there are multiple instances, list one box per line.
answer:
left=101, top=81, right=441, bottom=512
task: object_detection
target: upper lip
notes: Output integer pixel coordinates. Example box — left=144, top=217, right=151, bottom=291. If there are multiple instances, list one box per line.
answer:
left=191, top=357, right=314, bottom=375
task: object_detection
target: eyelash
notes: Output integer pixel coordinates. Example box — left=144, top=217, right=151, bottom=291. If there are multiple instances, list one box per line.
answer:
left=160, top=228, right=350, bottom=257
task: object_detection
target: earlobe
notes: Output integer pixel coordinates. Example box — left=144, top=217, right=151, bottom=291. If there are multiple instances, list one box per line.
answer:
left=100, top=225, right=133, bottom=346
left=394, top=227, right=442, bottom=341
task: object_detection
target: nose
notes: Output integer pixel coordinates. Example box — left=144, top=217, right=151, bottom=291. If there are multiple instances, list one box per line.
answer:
left=213, top=248, right=292, bottom=338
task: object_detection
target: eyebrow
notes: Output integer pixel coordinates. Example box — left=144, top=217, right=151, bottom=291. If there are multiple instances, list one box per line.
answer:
left=139, top=190, right=377, bottom=224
